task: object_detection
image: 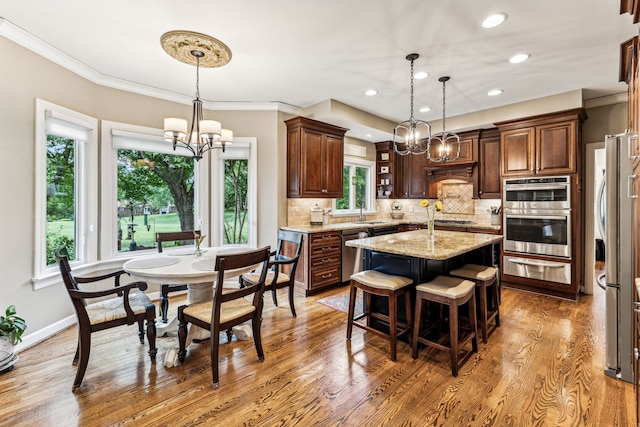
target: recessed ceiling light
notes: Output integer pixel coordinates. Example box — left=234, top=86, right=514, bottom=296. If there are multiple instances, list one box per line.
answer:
left=365, top=133, right=372, bottom=138
left=364, top=89, right=378, bottom=96
left=487, top=89, right=503, bottom=96
left=509, top=53, right=530, bottom=64
left=482, top=13, right=508, bottom=28
left=419, top=106, right=431, bottom=113
left=414, top=71, right=429, bottom=80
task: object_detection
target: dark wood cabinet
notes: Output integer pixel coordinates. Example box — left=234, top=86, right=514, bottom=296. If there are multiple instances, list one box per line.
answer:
left=293, top=231, right=342, bottom=296
left=286, top=117, right=347, bottom=198
left=396, top=152, right=429, bottom=199
left=498, top=110, right=584, bottom=177
left=478, top=129, right=501, bottom=198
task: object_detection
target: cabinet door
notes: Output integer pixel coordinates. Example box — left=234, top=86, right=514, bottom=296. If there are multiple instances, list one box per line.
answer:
left=536, top=120, right=576, bottom=175
left=501, top=127, right=535, bottom=176
left=479, top=136, right=501, bottom=198
left=299, top=128, right=326, bottom=197
left=323, top=134, right=344, bottom=198
left=404, top=154, right=428, bottom=198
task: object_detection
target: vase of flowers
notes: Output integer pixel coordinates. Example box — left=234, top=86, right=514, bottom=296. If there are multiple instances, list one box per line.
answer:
left=193, top=231, right=206, bottom=257
left=420, top=199, right=443, bottom=238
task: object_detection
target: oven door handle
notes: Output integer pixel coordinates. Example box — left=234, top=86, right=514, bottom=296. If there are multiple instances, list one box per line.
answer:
left=505, top=214, right=568, bottom=221
left=505, top=184, right=568, bottom=191
left=505, top=258, right=568, bottom=268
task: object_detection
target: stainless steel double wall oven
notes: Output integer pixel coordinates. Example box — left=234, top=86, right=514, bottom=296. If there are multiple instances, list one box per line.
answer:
left=502, top=176, right=572, bottom=285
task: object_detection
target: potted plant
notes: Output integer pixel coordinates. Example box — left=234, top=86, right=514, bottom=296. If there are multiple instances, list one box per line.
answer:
left=0, top=305, right=26, bottom=346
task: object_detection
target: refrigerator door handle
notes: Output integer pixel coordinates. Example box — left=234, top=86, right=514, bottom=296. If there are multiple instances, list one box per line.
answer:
left=596, top=172, right=606, bottom=240
left=628, top=133, right=638, bottom=161
left=628, top=174, right=638, bottom=199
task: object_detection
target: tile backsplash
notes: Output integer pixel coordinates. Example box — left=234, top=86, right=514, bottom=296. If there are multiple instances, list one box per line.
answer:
left=287, top=197, right=501, bottom=227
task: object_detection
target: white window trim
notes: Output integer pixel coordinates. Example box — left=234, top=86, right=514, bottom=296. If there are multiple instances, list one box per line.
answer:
left=332, top=156, right=376, bottom=217
left=100, top=121, right=209, bottom=261
left=209, top=137, right=257, bottom=248
left=33, top=99, right=98, bottom=290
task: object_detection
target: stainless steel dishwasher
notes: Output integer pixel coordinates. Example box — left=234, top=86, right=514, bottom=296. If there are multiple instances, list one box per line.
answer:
left=341, top=229, right=369, bottom=283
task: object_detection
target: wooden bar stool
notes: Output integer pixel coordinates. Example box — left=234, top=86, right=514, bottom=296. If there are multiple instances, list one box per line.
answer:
left=450, top=264, right=500, bottom=343
left=412, top=275, right=478, bottom=377
left=347, top=270, right=413, bottom=361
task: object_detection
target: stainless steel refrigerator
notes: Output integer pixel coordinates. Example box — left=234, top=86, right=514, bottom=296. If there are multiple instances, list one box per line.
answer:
left=603, top=132, right=635, bottom=382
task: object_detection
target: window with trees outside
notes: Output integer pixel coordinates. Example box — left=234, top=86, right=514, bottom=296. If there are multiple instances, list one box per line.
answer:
left=213, top=141, right=256, bottom=248
left=334, top=159, right=374, bottom=214
left=102, top=123, right=201, bottom=256
left=117, top=150, right=195, bottom=252
left=34, top=99, right=98, bottom=288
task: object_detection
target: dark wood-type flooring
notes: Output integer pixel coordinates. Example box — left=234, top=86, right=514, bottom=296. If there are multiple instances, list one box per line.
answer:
left=0, top=271, right=634, bottom=426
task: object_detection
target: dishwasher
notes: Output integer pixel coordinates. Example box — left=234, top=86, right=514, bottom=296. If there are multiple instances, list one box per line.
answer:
left=341, top=229, right=369, bottom=283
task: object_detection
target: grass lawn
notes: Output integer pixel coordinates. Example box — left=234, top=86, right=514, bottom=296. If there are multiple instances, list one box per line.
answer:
left=48, top=211, right=248, bottom=252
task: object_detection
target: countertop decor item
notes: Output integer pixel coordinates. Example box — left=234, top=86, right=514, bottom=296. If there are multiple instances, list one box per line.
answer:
left=420, top=199, right=443, bottom=238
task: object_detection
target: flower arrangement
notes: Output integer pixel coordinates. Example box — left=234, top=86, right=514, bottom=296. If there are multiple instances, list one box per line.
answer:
left=420, top=199, right=443, bottom=237
left=193, top=231, right=206, bottom=257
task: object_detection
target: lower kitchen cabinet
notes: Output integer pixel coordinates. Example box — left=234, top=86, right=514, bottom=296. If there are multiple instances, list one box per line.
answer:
left=292, top=231, right=342, bottom=296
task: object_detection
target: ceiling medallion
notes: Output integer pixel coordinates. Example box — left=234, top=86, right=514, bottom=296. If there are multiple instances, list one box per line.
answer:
left=160, top=30, right=232, bottom=68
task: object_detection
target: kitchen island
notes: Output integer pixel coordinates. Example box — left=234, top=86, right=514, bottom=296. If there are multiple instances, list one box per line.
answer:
left=346, top=229, right=502, bottom=332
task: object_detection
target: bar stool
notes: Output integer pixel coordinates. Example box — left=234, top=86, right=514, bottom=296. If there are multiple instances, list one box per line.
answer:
left=412, top=275, right=478, bottom=377
left=347, top=270, right=413, bottom=361
left=450, top=264, right=500, bottom=343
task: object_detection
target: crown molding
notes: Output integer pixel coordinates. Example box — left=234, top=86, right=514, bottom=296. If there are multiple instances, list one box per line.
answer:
left=0, top=18, right=295, bottom=113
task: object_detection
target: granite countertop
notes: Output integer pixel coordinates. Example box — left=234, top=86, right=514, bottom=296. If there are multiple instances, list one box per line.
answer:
left=345, top=229, right=503, bottom=260
left=282, top=220, right=501, bottom=234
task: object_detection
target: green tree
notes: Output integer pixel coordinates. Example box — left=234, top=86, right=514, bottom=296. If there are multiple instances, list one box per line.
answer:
left=46, top=136, right=75, bottom=220
left=223, top=159, right=248, bottom=244
left=118, top=150, right=195, bottom=232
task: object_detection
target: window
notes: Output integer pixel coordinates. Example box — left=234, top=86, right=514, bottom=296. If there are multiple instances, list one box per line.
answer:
left=334, top=158, right=375, bottom=214
left=101, top=122, right=206, bottom=259
left=210, top=138, right=257, bottom=247
left=116, top=149, right=196, bottom=253
left=34, top=99, right=98, bottom=289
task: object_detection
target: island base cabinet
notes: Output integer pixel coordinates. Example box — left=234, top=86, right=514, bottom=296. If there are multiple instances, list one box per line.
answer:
left=292, top=231, right=342, bottom=296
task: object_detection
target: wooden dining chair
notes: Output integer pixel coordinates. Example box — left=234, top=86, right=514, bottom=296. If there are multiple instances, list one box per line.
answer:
left=177, top=246, right=271, bottom=389
left=155, top=230, right=201, bottom=323
left=55, top=248, right=157, bottom=390
left=239, top=230, right=304, bottom=316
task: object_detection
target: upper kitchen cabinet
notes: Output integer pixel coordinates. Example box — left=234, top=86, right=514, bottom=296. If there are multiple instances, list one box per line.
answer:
left=497, top=109, right=586, bottom=177
left=396, top=149, right=429, bottom=198
left=478, top=128, right=501, bottom=198
left=286, top=117, right=348, bottom=198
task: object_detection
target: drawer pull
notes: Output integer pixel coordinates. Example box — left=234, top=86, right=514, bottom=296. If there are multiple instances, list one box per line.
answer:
left=321, top=274, right=332, bottom=279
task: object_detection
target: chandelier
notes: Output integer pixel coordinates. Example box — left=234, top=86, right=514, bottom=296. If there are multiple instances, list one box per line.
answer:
left=161, top=30, right=233, bottom=161
left=427, top=76, right=461, bottom=162
left=393, top=53, right=431, bottom=156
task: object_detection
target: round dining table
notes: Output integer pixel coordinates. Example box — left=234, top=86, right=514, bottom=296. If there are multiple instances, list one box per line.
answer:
left=122, top=246, right=255, bottom=366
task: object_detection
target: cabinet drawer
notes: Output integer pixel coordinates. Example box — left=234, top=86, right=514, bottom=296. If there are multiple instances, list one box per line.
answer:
left=310, top=253, right=341, bottom=269
left=309, top=232, right=341, bottom=247
left=310, top=266, right=341, bottom=288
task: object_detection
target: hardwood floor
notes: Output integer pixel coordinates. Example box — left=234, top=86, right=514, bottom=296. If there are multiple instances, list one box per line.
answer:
left=0, top=283, right=634, bottom=426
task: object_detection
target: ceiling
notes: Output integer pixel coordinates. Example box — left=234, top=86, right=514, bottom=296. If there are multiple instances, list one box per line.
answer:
left=1, top=1, right=637, bottom=141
